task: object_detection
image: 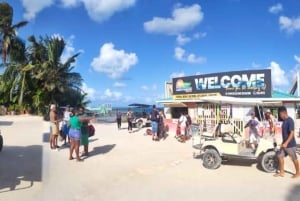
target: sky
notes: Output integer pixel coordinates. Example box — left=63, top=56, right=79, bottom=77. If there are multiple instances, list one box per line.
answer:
left=5, top=0, right=300, bottom=106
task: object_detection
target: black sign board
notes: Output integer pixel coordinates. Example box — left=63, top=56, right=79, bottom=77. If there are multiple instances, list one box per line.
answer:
left=172, top=69, right=272, bottom=99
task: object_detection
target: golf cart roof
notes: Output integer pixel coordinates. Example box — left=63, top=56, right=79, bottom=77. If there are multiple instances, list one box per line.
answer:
left=200, top=96, right=263, bottom=105
left=128, top=103, right=152, bottom=108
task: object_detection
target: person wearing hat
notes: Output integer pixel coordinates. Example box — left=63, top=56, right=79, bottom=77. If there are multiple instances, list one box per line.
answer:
left=49, top=104, right=60, bottom=150
left=244, top=112, right=260, bottom=151
left=265, top=109, right=275, bottom=136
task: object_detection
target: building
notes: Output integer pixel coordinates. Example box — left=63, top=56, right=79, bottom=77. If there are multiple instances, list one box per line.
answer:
left=158, top=69, right=300, bottom=136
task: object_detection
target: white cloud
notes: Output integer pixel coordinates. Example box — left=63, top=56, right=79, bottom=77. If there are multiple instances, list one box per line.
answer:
left=144, top=4, right=204, bottom=35
left=152, top=84, right=158, bottom=91
left=91, top=43, right=138, bottom=79
left=279, top=16, right=300, bottom=34
left=103, top=88, right=122, bottom=100
left=61, top=0, right=79, bottom=7
left=193, top=32, right=207, bottom=39
left=176, top=34, right=191, bottom=45
left=170, top=72, right=185, bottom=80
left=268, top=61, right=289, bottom=88
left=21, top=0, right=54, bottom=20
left=141, top=85, right=149, bottom=91
left=294, top=55, right=300, bottom=63
left=269, top=3, right=283, bottom=14
left=61, top=35, right=76, bottom=63
left=81, top=0, right=136, bottom=22
left=174, top=47, right=206, bottom=64
left=21, top=0, right=136, bottom=22
left=81, top=82, right=96, bottom=101
left=251, top=62, right=262, bottom=68
left=113, top=82, right=126, bottom=88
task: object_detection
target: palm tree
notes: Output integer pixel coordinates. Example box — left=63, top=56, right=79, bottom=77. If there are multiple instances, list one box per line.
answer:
left=0, top=2, right=28, bottom=64
left=29, top=36, right=83, bottom=105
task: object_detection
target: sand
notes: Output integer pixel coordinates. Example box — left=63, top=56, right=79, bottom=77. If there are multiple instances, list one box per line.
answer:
left=0, top=115, right=299, bottom=201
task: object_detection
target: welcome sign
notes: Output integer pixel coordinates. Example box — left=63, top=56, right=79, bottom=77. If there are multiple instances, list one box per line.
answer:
left=172, top=69, right=272, bottom=99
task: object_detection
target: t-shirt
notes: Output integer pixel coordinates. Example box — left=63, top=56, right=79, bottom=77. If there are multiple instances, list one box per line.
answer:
left=150, top=109, right=159, bottom=122
left=63, top=111, right=71, bottom=122
left=69, top=116, right=82, bottom=130
left=282, top=117, right=296, bottom=148
left=179, top=115, right=187, bottom=127
left=116, top=112, right=122, bottom=119
left=79, top=114, right=89, bottom=135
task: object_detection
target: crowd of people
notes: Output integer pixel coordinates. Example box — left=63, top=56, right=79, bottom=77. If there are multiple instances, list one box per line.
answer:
left=49, top=105, right=95, bottom=162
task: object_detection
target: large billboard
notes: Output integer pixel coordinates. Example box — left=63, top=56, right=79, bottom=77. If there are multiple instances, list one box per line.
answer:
left=172, top=69, right=272, bottom=99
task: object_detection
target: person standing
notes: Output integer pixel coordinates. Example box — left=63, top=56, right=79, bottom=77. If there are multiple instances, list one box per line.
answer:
left=49, top=104, right=59, bottom=150
left=178, top=112, right=187, bottom=142
left=62, top=106, right=71, bottom=145
left=274, top=106, right=300, bottom=178
left=244, top=112, right=260, bottom=151
left=158, top=110, right=166, bottom=139
left=150, top=105, right=159, bottom=141
left=127, top=109, right=133, bottom=133
left=116, top=110, right=122, bottom=130
left=185, top=113, right=192, bottom=137
left=79, top=107, right=90, bottom=157
left=265, top=109, right=275, bottom=135
left=69, top=108, right=94, bottom=161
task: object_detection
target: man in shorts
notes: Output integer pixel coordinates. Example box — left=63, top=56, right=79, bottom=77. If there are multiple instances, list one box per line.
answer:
left=274, top=106, right=300, bottom=178
left=49, top=104, right=59, bottom=150
left=244, top=112, right=260, bottom=151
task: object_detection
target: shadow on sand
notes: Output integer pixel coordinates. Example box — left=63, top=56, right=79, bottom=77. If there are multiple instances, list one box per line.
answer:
left=0, top=121, right=13, bottom=126
left=286, top=184, right=300, bottom=201
left=88, top=144, right=116, bottom=157
left=0, top=145, right=43, bottom=193
left=42, top=133, right=50, bottom=143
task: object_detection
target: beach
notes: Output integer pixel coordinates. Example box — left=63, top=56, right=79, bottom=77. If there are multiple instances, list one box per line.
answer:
left=0, top=115, right=300, bottom=201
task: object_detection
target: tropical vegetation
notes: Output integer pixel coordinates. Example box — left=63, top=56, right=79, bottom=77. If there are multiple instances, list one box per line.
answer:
left=0, top=2, right=89, bottom=115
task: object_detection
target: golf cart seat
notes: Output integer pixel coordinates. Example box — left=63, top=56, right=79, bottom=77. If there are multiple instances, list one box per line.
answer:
left=220, top=123, right=234, bottom=134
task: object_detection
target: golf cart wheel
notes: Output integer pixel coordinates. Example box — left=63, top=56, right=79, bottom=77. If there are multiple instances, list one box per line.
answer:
left=203, top=149, right=221, bottom=169
left=0, top=135, right=3, bottom=152
left=261, top=151, right=278, bottom=173
left=136, top=120, right=143, bottom=129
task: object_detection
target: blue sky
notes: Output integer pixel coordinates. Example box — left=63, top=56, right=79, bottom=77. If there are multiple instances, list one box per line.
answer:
left=6, top=0, right=300, bottom=106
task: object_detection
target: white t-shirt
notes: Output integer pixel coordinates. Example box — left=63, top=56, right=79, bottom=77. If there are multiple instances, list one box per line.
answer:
left=63, top=111, right=71, bottom=122
left=179, top=115, right=187, bottom=127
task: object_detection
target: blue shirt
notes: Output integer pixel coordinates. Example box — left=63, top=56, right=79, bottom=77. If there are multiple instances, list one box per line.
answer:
left=281, top=117, right=296, bottom=148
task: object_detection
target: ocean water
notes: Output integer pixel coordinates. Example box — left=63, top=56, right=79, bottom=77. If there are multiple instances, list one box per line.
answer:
left=95, top=106, right=162, bottom=123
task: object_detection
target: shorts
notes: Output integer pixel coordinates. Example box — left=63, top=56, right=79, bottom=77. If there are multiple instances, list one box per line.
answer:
left=51, top=123, right=59, bottom=136
left=152, top=121, right=158, bottom=134
left=277, top=147, right=298, bottom=160
left=69, top=128, right=81, bottom=141
left=249, top=133, right=259, bottom=143
left=62, top=124, right=70, bottom=136
left=81, top=134, right=89, bottom=146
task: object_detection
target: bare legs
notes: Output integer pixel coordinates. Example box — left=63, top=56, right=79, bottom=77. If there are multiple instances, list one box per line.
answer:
left=275, top=157, right=300, bottom=178
left=69, top=139, right=83, bottom=161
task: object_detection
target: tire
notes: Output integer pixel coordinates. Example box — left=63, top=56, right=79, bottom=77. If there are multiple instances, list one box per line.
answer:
left=260, top=151, right=278, bottom=173
left=202, top=149, right=221, bottom=169
left=136, top=120, right=143, bottom=129
left=0, top=134, right=3, bottom=152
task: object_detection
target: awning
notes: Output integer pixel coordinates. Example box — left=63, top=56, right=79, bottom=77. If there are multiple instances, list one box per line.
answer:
left=200, top=96, right=263, bottom=105
left=163, top=102, right=187, bottom=108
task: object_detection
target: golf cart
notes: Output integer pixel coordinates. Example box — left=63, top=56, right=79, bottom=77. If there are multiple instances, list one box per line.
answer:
left=0, top=130, right=3, bottom=152
left=128, top=103, right=152, bottom=129
left=192, top=96, right=279, bottom=173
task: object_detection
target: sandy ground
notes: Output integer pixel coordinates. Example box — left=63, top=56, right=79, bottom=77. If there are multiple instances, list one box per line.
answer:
left=0, top=116, right=300, bottom=201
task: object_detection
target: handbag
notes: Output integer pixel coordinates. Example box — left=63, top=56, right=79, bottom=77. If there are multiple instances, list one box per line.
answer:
left=88, top=124, right=95, bottom=137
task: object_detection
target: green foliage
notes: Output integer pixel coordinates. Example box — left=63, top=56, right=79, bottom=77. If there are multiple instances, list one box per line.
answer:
left=0, top=2, right=91, bottom=115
